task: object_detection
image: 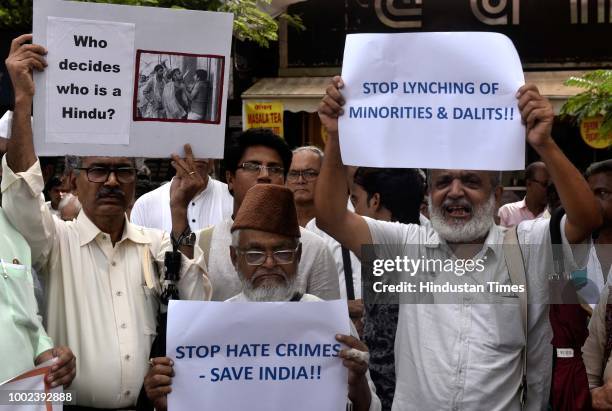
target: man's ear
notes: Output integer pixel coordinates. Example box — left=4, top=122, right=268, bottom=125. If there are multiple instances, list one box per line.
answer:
left=226, top=170, right=235, bottom=193
left=230, top=245, right=238, bottom=268
left=70, top=172, right=78, bottom=193
left=370, top=193, right=381, bottom=210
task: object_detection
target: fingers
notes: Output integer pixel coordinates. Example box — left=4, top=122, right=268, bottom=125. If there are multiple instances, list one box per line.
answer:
left=336, top=334, right=367, bottom=351
left=149, top=357, right=175, bottom=371
left=9, top=34, right=33, bottom=54
left=15, top=51, right=47, bottom=69
left=183, top=144, right=196, bottom=169
left=525, top=108, right=552, bottom=130
left=47, top=347, right=76, bottom=388
left=145, top=358, right=174, bottom=402
left=171, top=154, right=190, bottom=177
left=332, top=75, right=344, bottom=89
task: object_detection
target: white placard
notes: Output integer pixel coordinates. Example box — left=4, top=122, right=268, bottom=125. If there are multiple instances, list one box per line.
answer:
left=33, top=0, right=233, bottom=158
left=0, top=362, right=63, bottom=411
left=46, top=17, right=134, bottom=144
left=167, top=300, right=350, bottom=411
left=339, top=32, right=526, bottom=170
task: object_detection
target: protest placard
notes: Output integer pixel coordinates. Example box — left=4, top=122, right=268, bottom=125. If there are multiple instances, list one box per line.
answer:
left=33, top=0, right=233, bottom=157
left=0, top=362, right=64, bottom=411
left=167, top=300, right=350, bottom=411
left=339, top=32, right=526, bottom=170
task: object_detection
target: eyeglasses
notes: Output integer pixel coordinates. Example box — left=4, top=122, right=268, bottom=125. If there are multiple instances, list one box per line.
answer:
left=237, top=162, right=284, bottom=177
left=75, top=166, right=137, bottom=183
left=287, top=169, right=319, bottom=182
left=236, top=245, right=300, bottom=266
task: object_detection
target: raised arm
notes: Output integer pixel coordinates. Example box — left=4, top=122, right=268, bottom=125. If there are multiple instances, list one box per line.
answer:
left=518, top=84, right=602, bottom=243
left=315, top=76, right=372, bottom=259
left=2, top=35, right=57, bottom=268
left=5, top=34, right=45, bottom=171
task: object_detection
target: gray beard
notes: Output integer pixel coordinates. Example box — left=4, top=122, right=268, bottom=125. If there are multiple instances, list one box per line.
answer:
left=239, top=273, right=301, bottom=302
left=428, top=193, right=496, bottom=243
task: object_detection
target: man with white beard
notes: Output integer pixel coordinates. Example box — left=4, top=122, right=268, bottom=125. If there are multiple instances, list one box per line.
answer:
left=315, top=76, right=602, bottom=411
left=143, top=184, right=381, bottom=411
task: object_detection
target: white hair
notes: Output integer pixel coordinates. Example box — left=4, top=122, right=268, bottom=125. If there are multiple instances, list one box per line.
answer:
left=428, top=191, right=496, bottom=243
left=58, top=193, right=81, bottom=213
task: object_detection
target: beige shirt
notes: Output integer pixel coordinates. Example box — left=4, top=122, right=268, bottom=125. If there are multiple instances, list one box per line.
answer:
left=583, top=284, right=612, bottom=389
left=364, top=215, right=588, bottom=411
left=1, top=156, right=212, bottom=408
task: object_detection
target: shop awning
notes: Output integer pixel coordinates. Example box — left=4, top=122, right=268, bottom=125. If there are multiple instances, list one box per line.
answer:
left=241, top=71, right=590, bottom=114
left=241, top=77, right=331, bottom=113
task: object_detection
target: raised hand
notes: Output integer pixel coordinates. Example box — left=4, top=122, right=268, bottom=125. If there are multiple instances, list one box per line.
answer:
left=517, top=84, right=555, bottom=149
left=170, top=144, right=205, bottom=209
left=5, top=34, right=47, bottom=101
left=318, top=76, right=346, bottom=134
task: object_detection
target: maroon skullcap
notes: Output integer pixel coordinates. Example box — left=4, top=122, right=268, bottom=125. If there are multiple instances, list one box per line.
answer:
left=231, top=184, right=301, bottom=238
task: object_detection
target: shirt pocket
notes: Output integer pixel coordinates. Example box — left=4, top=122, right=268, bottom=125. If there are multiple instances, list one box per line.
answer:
left=4, top=264, right=39, bottom=330
left=140, top=285, right=159, bottom=336
left=482, top=301, right=525, bottom=353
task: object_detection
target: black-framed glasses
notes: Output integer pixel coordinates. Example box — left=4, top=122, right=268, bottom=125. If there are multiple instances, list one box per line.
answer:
left=75, top=166, right=137, bottom=183
left=236, top=245, right=300, bottom=266
left=287, top=169, right=319, bottom=182
left=237, top=162, right=284, bottom=177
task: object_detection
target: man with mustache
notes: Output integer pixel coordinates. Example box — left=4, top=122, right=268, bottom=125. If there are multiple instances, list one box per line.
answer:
left=2, top=34, right=212, bottom=410
left=315, top=76, right=602, bottom=410
left=143, top=184, right=381, bottom=411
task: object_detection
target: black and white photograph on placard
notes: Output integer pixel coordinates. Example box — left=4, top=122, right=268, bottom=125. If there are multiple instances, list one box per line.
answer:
left=133, top=50, right=224, bottom=124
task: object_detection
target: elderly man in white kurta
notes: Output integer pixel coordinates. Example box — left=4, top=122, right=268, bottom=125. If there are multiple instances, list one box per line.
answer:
left=2, top=34, right=211, bottom=409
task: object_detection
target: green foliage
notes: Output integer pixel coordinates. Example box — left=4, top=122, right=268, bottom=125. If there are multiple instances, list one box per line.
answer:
left=560, top=70, right=612, bottom=136
left=0, top=0, right=33, bottom=29
left=0, top=0, right=303, bottom=48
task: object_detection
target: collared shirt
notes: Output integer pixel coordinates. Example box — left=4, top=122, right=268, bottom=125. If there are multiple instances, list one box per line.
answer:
left=498, top=198, right=546, bottom=227
left=364, top=216, right=588, bottom=411
left=131, top=177, right=233, bottom=233
left=227, top=292, right=382, bottom=411
left=0, top=207, right=53, bottom=383
left=1, top=156, right=212, bottom=408
left=202, top=217, right=340, bottom=301
left=583, top=283, right=612, bottom=390
left=306, top=218, right=362, bottom=300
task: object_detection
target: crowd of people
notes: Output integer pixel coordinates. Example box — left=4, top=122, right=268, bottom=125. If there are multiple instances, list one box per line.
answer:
left=2, top=33, right=612, bottom=411
left=137, top=63, right=212, bottom=120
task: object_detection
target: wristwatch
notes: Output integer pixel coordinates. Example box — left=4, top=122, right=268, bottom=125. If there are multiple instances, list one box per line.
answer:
left=173, top=227, right=196, bottom=247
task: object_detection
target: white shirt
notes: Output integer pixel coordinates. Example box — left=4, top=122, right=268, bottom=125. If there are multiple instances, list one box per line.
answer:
left=572, top=245, right=612, bottom=308
left=203, top=217, right=341, bottom=301
left=306, top=218, right=362, bottom=300
left=364, top=216, right=589, bottom=411
left=131, top=177, right=233, bottom=232
left=1, top=156, right=212, bottom=408
left=227, top=292, right=382, bottom=411
left=45, top=201, right=61, bottom=218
